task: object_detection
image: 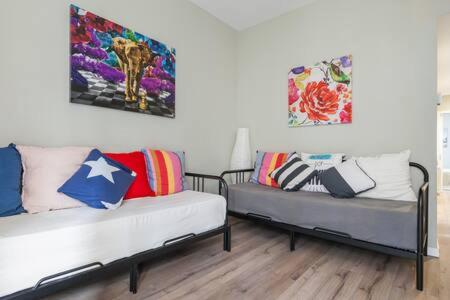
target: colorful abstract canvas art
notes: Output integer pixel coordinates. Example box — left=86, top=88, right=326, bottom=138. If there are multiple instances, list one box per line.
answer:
left=288, top=55, right=352, bottom=127
left=70, top=5, right=176, bottom=118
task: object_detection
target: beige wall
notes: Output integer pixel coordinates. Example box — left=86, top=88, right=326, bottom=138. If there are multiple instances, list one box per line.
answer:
left=0, top=0, right=237, bottom=174
left=236, top=0, right=450, bottom=249
left=1, top=0, right=448, bottom=249
left=438, top=13, right=450, bottom=95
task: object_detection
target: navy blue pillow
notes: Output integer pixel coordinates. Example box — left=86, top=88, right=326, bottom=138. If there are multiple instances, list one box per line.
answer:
left=58, top=149, right=136, bottom=209
left=0, top=144, right=26, bottom=217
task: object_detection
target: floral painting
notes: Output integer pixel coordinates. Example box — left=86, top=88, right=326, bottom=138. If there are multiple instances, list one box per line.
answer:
left=70, top=5, right=176, bottom=118
left=288, top=55, right=352, bottom=127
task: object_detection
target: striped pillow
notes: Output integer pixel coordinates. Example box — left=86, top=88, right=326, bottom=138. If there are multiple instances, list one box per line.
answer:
left=141, top=149, right=188, bottom=196
left=250, top=151, right=291, bottom=188
left=270, top=154, right=318, bottom=191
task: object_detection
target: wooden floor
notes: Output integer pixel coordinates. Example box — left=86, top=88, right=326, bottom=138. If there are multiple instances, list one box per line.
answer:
left=47, top=193, right=450, bottom=300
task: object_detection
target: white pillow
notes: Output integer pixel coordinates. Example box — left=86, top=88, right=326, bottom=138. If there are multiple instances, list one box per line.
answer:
left=354, top=150, right=416, bottom=201
left=300, top=152, right=345, bottom=193
left=17, top=145, right=93, bottom=213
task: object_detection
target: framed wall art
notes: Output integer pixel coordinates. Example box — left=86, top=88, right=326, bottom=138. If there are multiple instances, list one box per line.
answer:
left=288, top=55, right=352, bottom=127
left=70, top=5, right=176, bottom=118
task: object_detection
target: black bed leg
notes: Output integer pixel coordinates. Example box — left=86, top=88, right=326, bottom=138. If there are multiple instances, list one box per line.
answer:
left=290, top=231, right=296, bottom=252
left=130, top=263, right=140, bottom=294
left=416, top=253, right=424, bottom=291
left=223, top=225, right=231, bottom=252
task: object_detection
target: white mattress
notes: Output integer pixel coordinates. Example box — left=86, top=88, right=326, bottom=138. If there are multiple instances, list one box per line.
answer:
left=0, top=190, right=226, bottom=297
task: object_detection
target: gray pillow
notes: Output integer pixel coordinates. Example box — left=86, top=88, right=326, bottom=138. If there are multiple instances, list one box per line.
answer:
left=319, top=160, right=376, bottom=198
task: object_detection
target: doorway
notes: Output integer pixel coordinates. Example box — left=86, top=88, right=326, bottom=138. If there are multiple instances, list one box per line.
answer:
left=438, top=113, right=450, bottom=190
left=437, top=13, right=450, bottom=194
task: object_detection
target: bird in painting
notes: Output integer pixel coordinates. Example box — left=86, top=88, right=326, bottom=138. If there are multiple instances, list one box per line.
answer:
left=324, top=60, right=351, bottom=85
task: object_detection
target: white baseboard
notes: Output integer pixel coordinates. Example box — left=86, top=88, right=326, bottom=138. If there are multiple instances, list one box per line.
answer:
left=427, top=246, right=439, bottom=258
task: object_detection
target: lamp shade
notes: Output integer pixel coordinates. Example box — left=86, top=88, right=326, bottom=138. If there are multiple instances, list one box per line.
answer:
left=230, top=128, right=251, bottom=175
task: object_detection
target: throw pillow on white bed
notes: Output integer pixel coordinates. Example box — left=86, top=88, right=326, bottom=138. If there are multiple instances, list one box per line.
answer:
left=354, top=150, right=416, bottom=201
left=17, top=145, right=93, bottom=213
left=300, top=152, right=345, bottom=193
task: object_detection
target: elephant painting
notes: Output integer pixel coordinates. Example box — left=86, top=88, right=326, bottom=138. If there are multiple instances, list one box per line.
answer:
left=70, top=5, right=176, bottom=118
left=112, top=37, right=154, bottom=102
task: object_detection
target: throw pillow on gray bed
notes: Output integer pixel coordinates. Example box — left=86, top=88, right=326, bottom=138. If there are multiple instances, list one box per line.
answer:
left=319, top=160, right=376, bottom=198
left=300, top=152, right=344, bottom=193
left=270, top=153, right=318, bottom=191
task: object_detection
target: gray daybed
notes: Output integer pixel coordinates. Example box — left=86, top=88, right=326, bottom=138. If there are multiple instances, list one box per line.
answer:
left=221, top=162, right=429, bottom=291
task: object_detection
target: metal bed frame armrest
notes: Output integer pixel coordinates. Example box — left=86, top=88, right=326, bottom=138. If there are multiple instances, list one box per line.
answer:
left=410, top=162, right=429, bottom=291
left=185, top=172, right=228, bottom=197
left=185, top=172, right=231, bottom=250
left=220, top=168, right=255, bottom=185
left=418, top=180, right=429, bottom=254
left=409, top=162, right=429, bottom=255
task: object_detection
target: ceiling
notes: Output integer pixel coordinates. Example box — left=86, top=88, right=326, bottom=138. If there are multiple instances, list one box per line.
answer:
left=189, top=0, right=317, bottom=31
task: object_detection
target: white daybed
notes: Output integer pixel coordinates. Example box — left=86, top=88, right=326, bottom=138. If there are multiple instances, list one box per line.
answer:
left=0, top=173, right=230, bottom=299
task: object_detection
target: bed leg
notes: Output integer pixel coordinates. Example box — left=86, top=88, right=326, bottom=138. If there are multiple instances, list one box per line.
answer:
left=223, top=225, right=231, bottom=252
left=416, top=253, right=424, bottom=291
left=290, top=231, right=296, bottom=252
left=130, top=263, right=140, bottom=294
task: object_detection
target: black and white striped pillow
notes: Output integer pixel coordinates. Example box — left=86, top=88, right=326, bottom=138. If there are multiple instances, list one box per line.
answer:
left=270, top=154, right=318, bottom=191
left=319, top=160, right=376, bottom=198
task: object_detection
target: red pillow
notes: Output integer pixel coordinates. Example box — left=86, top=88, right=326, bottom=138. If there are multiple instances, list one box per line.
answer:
left=105, top=152, right=155, bottom=199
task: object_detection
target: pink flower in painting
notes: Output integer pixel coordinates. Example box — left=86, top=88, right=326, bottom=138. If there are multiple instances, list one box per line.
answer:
left=299, top=81, right=339, bottom=121
left=288, top=78, right=299, bottom=105
left=339, top=102, right=352, bottom=123
left=336, top=83, right=347, bottom=93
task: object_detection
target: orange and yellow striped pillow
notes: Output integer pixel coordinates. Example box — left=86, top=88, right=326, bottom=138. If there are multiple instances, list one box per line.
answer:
left=250, top=151, right=291, bottom=188
left=141, top=149, right=188, bottom=196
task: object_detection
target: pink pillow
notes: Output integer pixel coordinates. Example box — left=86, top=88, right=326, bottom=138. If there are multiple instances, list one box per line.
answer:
left=17, top=145, right=93, bottom=213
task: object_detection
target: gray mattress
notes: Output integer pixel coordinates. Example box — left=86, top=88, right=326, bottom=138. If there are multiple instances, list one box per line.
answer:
left=228, top=183, right=417, bottom=251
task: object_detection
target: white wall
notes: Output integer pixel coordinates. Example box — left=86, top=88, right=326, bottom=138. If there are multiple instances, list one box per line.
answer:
left=1, top=0, right=448, bottom=249
left=0, top=0, right=237, bottom=174
left=438, top=13, right=450, bottom=96
left=236, top=0, right=450, bottom=249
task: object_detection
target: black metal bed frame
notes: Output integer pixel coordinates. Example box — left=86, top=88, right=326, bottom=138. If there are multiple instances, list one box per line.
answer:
left=1, top=173, right=230, bottom=300
left=221, top=162, right=429, bottom=291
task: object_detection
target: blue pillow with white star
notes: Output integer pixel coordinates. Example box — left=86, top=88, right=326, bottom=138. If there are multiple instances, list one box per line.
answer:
left=58, top=149, right=136, bottom=209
